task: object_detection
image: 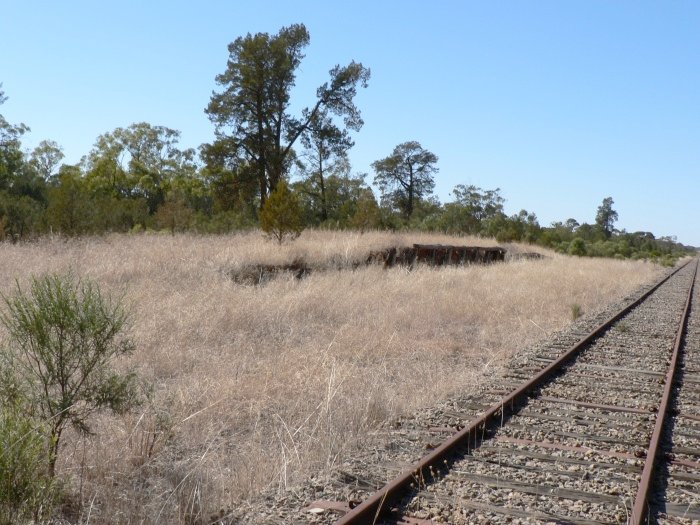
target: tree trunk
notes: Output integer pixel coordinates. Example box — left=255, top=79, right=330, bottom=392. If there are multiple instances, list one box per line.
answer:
left=259, top=172, right=267, bottom=209
left=407, top=164, right=414, bottom=219
left=48, top=424, right=63, bottom=478
left=318, top=156, right=328, bottom=222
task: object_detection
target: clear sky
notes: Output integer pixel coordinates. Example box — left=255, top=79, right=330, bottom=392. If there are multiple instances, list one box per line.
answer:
left=2, top=1, right=699, bottom=244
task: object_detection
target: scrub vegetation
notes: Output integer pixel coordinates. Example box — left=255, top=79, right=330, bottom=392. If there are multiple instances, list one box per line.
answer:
left=0, top=19, right=691, bottom=524
left=0, top=231, right=662, bottom=523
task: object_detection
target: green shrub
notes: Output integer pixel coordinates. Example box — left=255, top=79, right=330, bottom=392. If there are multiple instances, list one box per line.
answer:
left=0, top=273, right=140, bottom=477
left=567, top=238, right=587, bottom=256
left=659, top=255, right=677, bottom=267
left=259, top=180, right=304, bottom=244
left=616, top=240, right=632, bottom=257
left=0, top=404, right=58, bottom=524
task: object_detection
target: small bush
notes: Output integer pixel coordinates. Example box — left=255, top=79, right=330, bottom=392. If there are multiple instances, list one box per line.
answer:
left=0, top=404, right=58, bottom=524
left=0, top=273, right=140, bottom=477
left=570, top=303, right=582, bottom=320
left=659, top=255, right=677, bottom=267
left=259, top=180, right=304, bottom=244
left=567, top=238, right=587, bottom=256
left=616, top=321, right=630, bottom=333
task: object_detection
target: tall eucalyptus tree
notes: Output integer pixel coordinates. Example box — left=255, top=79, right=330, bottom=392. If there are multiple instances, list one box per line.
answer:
left=204, top=23, right=369, bottom=209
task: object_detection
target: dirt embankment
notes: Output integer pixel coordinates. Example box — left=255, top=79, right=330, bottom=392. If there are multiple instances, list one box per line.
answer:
left=230, top=244, right=533, bottom=285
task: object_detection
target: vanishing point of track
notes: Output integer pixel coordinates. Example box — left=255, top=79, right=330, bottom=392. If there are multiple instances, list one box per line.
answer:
left=322, top=259, right=699, bottom=525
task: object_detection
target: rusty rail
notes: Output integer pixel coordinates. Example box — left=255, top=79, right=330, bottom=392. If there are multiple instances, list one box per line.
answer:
left=333, top=260, right=694, bottom=525
left=629, top=259, right=697, bottom=524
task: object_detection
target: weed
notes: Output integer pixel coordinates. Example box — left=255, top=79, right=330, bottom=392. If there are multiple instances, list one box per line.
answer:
left=570, top=303, right=583, bottom=320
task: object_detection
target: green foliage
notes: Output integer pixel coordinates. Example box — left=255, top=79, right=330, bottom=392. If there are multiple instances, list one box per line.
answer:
left=84, top=122, right=197, bottom=212
left=153, top=190, right=194, bottom=234
left=45, top=166, right=93, bottom=235
left=548, top=227, right=691, bottom=265
left=0, top=273, right=140, bottom=476
left=659, top=255, right=677, bottom=267
left=259, top=180, right=304, bottom=244
left=372, top=141, right=438, bottom=219
left=595, top=196, right=618, bottom=238
left=298, top=109, right=355, bottom=223
left=46, top=164, right=152, bottom=235
left=205, top=23, right=369, bottom=209
left=294, top=171, right=373, bottom=228
left=568, top=237, right=587, bottom=256
left=0, top=85, right=30, bottom=192
left=0, top=191, right=44, bottom=240
left=0, top=88, right=48, bottom=241
left=405, top=196, right=443, bottom=230
left=29, top=140, right=64, bottom=183
left=347, top=188, right=381, bottom=232
left=191, top=209, right=258, bottom=233
left=0, top=403, right=58, bottom=524
left=438, top=185, right=505, bottom=234
left=493, top=209, right=540, bottom=243
left=200, top=146, right=259, bottom=217
left=1, top=82, right=694, bottom=258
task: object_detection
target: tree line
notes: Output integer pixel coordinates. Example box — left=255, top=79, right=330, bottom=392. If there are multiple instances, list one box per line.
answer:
left=0, top=24, right=693, bottom=263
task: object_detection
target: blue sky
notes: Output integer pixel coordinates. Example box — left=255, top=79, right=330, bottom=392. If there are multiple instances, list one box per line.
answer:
left=2, top=1, right=699, bottom=244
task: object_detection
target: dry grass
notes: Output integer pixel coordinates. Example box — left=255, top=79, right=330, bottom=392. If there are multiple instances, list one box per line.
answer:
left=0, top=230, right=660, bottom=523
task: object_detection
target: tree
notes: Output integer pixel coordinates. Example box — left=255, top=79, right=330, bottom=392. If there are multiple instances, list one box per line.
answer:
left=372, top=141, right=438, bottom=219
left=0, top=193, right=44, bottom=240
left=0, top=85, right=48, bottom=240
left=294, top=165, right=371, bottom=227
left=29, top=140, right=64, bottom=183
left=0, top=274, right=139, bottom=477
left=512, top=209, right=541, bottom=243
left=321, top=172, right=372, bottom=226
left=200, top=140, right=259, bottom=217
left=84, top=122, right=197, bottom=214
left=298, top=108, right=354, bottom=222
left=441, top=185, right=505, bottom=234
left=45, top=165, right=94, bottom=235
left=564, top=218, right=580, bottom=232
left=595, top=197, right=618, bottom=238
left=0, top=85, right=29, bottom=192
left=347, top=188, right=381, bottom=232
left=259, top=180, right=304, bottom=244
left=153, top=190, right=194, bottom=234
left=205, top=23, right=370, bottom=209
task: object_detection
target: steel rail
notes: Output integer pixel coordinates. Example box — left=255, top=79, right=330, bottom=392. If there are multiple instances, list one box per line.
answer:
left=629, top=259, right=697, bottom=524
left=333, top=259, right=694, bottom=525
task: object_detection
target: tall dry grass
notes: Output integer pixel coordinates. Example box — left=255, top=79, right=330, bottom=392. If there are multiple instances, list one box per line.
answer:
left=0, top=231, right=660, bottom=523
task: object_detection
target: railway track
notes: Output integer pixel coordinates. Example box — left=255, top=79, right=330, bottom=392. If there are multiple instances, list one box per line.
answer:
left=302, top=259, right=699, bottom=525
left=650, top=265, right=700, bottom=524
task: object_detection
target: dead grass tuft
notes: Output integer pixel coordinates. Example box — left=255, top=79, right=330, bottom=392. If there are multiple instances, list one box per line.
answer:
left=0, top=230, right=660, bottom=522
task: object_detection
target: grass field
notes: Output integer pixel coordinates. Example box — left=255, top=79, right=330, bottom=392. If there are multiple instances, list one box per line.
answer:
left=0, top=231, right=661, bottom=523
